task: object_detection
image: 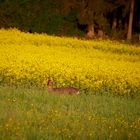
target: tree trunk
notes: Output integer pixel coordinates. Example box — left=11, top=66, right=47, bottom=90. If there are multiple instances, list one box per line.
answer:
left=86, top=24, right=95, bottom=39
left=112, top=17, right=117, bottom=37
left=127, top=0, right=135, bottom=41
left=97, top=29, right=104, bottom=39
left=138, top=15, right=140, bottom=43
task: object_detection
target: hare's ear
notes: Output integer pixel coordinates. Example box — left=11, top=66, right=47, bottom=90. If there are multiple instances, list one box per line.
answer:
left=50, top=77, right=54, bottom=81
left=47, top=77, right=54, bottom=83
left=46, top=75, right=51, bottom=80
left=47, top=76, right=50, bottom=80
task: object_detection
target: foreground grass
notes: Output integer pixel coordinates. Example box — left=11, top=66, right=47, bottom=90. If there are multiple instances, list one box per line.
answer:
left=0, top=86, right=140, bottom=140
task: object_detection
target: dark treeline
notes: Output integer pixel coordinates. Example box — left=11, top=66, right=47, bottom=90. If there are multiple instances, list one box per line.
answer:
left=0, top=0, right=139, bottom=41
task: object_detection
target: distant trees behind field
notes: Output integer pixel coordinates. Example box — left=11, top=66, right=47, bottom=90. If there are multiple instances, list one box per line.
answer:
left=0, top=0, right=139, bottom=41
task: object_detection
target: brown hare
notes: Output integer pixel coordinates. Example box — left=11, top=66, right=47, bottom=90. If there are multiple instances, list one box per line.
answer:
left=47, top=79, right=80, bottom=95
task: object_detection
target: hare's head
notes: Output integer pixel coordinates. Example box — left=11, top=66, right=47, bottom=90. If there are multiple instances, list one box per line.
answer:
left=47, top=79, right=53, bottom=87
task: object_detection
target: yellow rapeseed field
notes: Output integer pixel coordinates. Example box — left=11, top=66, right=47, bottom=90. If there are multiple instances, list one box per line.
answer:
left=0, top=28, right=140, bottom=96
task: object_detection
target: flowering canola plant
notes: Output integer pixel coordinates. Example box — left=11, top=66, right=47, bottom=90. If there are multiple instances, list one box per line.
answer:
left=0, top=28, right=140, bottom=96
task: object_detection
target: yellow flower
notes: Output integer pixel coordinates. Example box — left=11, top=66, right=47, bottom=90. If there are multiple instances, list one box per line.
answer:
left=0, top=28, right=139, bottom=96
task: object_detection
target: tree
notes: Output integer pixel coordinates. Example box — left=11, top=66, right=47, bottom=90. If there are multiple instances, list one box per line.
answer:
left=80, top=0, right=110, bottom=38
left=127, top=0, right=135, bottom=40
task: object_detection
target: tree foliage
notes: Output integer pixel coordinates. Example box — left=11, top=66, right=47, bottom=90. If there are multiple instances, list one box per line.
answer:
left=0, top=0, right=138, bottom=40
